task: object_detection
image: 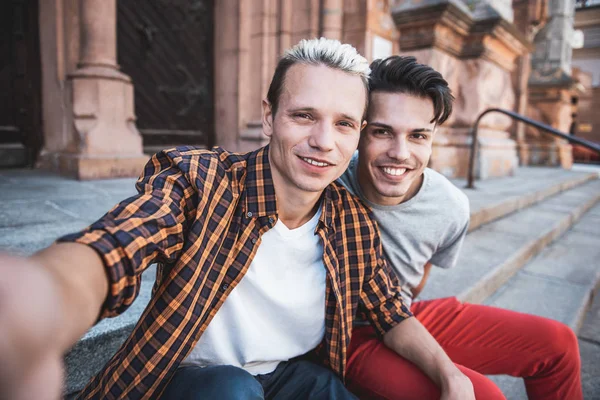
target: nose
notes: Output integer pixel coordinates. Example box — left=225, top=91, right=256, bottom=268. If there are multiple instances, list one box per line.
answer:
left=388, top=136, right=410, bottom=161
left=308, top=121, right=335, bottom=152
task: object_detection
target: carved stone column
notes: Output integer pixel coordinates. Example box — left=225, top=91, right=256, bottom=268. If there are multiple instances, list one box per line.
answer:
left=511, top=0, right=548, bottom=147
left=524, top=0, right=578, bottom=168
left=392, top=0, right=530, bottom=179
left=322, top=0, right=344, bottom=40
left=62, top=0, right=147, bottom=179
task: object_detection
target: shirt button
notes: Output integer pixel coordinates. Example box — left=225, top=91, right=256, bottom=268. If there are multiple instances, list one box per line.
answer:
left=251, top=238, right=257, bottom=244
left=246, top=211, right=253, bottom=218
left=221, top=283, right=229, bottom=291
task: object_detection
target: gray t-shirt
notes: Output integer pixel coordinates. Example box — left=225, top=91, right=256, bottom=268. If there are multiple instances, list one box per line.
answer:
left=338, top=155, right=470, bottom=308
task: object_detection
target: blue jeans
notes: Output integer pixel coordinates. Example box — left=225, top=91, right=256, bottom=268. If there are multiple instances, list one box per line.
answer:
left=160, top=360, right=358, bottom=400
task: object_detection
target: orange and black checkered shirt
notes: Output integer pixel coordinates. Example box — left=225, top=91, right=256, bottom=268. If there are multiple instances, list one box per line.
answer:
left=59, top=145, right=412, bottom=399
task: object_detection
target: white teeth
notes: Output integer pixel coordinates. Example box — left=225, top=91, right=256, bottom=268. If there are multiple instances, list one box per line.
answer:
left=382, top=167, right=407, bottom=176
left=302, top=157, right=330, bottom=167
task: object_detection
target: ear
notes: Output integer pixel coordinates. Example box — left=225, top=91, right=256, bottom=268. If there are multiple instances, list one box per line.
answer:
left=262, top=99, right=274, bottom=138
left=360, top=120, right=367, bottom=131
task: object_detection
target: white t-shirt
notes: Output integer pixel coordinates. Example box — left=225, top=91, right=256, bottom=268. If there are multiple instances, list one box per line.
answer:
left=182, top=207, right=326, bottom=375
left=338, top=155, right=470, bottom=308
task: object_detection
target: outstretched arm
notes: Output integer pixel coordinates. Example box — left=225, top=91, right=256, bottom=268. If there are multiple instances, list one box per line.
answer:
left=0, top=244, right=107, bottom=400
left=0, top=149, right=200, bottom=400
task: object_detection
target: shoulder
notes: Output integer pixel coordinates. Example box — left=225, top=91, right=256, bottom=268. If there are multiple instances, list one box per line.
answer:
left=328, top=181, right=380, bottom=238
left=143, top=146, right=248, bottom=194
left=424, top=168, right=470, bottom=221
left=336, top=152, right=359, bottom=194
left=161, top=146, right=247, bottom=174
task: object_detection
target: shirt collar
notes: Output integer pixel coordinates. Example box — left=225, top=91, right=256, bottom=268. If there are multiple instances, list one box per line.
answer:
left=244, top=145, right=278, bottom=218
left=243, top=144, right=336, bottom=231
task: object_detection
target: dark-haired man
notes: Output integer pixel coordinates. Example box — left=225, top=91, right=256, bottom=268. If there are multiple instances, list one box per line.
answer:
left=339, top=56, right=583, bottom=400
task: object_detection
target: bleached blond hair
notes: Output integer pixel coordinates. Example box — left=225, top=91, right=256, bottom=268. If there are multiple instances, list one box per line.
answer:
left=266, top=38, right=370, bottom=118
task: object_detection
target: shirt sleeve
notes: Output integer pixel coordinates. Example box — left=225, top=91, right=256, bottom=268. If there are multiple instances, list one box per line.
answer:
left=360, top=232, right=413, bottom=336
left=56, top=149, right=199, bottom=319
left=430, top=218, right=469, bottom=269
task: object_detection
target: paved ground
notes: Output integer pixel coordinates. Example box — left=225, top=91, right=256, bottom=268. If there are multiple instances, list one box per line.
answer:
left=1, top=165, right=599, bottom=398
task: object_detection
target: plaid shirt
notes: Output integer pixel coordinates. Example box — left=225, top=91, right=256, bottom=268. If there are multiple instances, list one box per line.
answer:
left=59, top=145, right=412, bottom=399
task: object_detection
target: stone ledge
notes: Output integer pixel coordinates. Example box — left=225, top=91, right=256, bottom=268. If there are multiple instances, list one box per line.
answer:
left=38, top=152, right=149, bottom=180
left=482, top=203, right=600, bottom=399
left=422, top=179, right=600, bottom=303
left=461, top=169, right=598, bottom=231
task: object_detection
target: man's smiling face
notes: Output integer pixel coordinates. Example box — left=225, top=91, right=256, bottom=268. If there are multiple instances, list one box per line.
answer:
left=263, top=63, right=367, bottom=195
left=358, top=91, right=435, bottom=206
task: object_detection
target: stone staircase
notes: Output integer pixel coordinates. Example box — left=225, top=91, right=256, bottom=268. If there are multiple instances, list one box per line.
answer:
left=1, top=167, right=599, bottom=399
left=421, top=169, right=600, bottom=399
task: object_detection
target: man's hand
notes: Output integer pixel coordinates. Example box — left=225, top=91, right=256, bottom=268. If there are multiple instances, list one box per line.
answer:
left=440, top=369, right=475, bottom=400
left=0, top=254, right=65, bottom=400
left=0, top=244, right=108, bottom=400
left=383, top=317, right=476, bottom=400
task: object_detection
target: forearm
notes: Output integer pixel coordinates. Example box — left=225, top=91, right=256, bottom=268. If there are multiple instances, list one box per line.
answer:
left=30, top=242, right=108, bottom=351
left=411, top=262, right=432, bottom=299
left=383, top=317, right=461, bottom=387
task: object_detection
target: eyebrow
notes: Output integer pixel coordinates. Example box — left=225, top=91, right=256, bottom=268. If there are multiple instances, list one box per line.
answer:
left=368, top=121, right=433, bottom=133
left=288, top=107, right=361, bottom=125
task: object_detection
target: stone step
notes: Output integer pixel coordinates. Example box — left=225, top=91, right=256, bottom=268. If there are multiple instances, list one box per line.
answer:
left=454, top=167, right=598, bottom=232
left=484, top=202, right=600, bottom=399
left=420, top=178, right=600, bottom=304
left=579, top=288, right=600, bottom=400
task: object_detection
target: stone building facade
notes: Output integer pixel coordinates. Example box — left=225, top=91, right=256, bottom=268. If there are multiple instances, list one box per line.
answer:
left=0, top=0, right=595, bottom=180
left=572, top=1, right=600, bottom=162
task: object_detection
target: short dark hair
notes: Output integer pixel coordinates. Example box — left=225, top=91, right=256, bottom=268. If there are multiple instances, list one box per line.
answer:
left=369, top=56, right=454, bottom=126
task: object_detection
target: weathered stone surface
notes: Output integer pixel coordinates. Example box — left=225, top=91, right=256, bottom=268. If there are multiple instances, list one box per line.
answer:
left=487, top=375, right=527, bottom=400
left=524, top=231, right=600, bottom=286
left=472, top=0, right=514, bottom=23
left=454, top=167, right=597, bottom=230
left=422, top=179, right=600, bottom=303
left=0, top=220, right=90, bottom=255
left=481, top=201, right=600, bottom=333
left=570, top=214, right=600, bottom=235
left=580, top=288, right=600, bottom=344
left=484, top=270, right=591, bottom=328
left=420, top=231, right=523, bottom=301
left=580, top=339, right=600, bottom=400
left=0, top=199, right=80, bottom=228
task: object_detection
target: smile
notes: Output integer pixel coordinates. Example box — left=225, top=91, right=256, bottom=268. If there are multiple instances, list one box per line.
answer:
left=381, top=167, right=408, bottom=176
left=300, top=156, right=331, bottom=167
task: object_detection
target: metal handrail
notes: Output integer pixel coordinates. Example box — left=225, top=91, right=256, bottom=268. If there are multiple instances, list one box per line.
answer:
left=576, top=0, right=600, bottom=9
left=466, top=108, right=600, bottom=189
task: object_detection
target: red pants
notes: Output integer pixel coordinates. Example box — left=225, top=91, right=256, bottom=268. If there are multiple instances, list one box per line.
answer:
left=346, top=297, right=582, bottom=400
